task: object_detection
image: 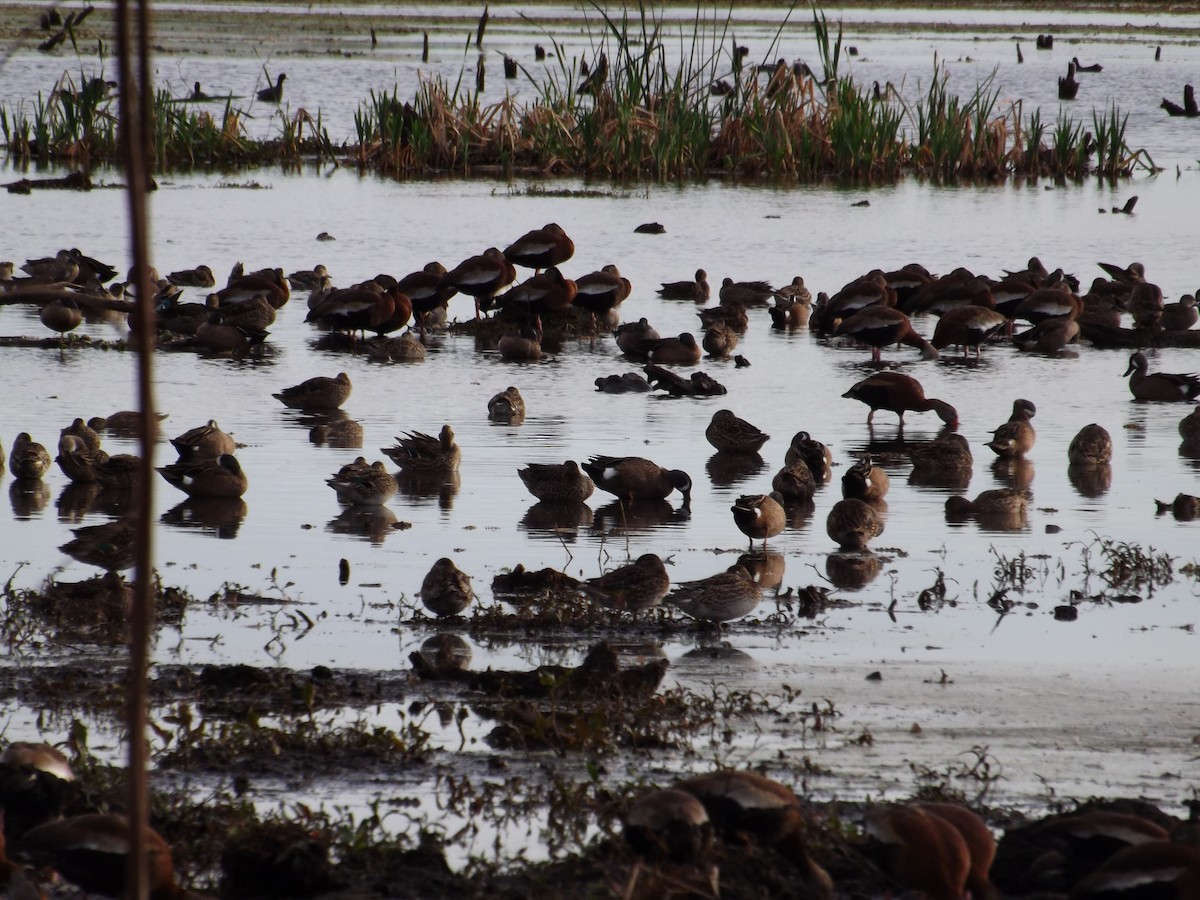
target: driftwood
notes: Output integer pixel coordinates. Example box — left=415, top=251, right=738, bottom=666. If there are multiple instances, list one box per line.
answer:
left=1079, top=320, right=1200, bottom=349
left=0, top=285, right=135, bottom=315
left=5, top=171, right=92, bottom=194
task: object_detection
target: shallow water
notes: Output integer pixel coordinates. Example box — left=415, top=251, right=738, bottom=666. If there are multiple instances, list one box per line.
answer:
left=3, top=1, right=1200, bottom=867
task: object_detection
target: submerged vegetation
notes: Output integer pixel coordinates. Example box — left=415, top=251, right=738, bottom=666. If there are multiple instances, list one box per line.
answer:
left=1, top=5, right=1155, bottom=182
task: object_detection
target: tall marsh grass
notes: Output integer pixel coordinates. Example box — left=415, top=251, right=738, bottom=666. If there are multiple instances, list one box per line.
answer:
left=2, top=4, right=1154, bottom=183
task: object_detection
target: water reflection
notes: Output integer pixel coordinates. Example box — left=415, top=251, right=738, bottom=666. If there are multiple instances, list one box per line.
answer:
left=519, top=500, right=593, bottom=537
left=737, top=550, right=785, bottom=592
left=396, top=470, right=460, bottom=510
left=781, top=498, right=816, bottom=530
left=706, top=450, right=765, bottom=486
left=326, top=505, right=398, bottom=544
left=592, top=498, right=690, bottom=533
left=10, top=479, right=50, bottom=519
left=991, top=457, right=1034, bottom=491
left=161, top=498, right=249, bottom=539
left=56, top=483, right=102, bottom=523
left=676, top=641, right=757, bottom=668
left=308, top=418, right=364, bottom=449
left=1068, top=463, right=1112, bottom=498
left=826, top=552, right=882, bottom=590
left=414, top=633, right=473, bottom=671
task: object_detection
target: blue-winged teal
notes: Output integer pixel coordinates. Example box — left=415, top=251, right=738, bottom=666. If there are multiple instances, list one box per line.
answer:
left=945, top=488, right=1030, bottom=522
left=502, top=223, right=574, bottom=271
left=39, top=297, right=82, bottom=338
left=932, top=306, right=1006, bottom=358
left=171, top=420, right=236, bottom=461
left=907, top=433, right=973, bottom=472
left=61, top=417, right=102, bottom=453
left=166, top=265, right=215, bottom=288
left=287, top=264, right=328, bottom=292
left=441, top=248, right=516, bottom=319
left=158, top=454, right=247, bottom=499
left=1155, top=493, right=1200, bottom=520
left=1129, top=282, right=1164, bottom=329
left=826, top=498, right=883, bottom=551
left=487, top=386, right=526, bottom=421
left=719, top=277, right=773, bottom=307
left=624, top=788, right=712, bottom=865
left=702, top=322, right=739, bottom=358
left=697, top=302, right=748, bottom=333
left=56, top=434, right=108, bottom=483
left=772, top=460, right=816, bottom=504
left=614, top=317, right=661, bottom=355
left=835, top=306, right=938, bottom=362
left=273, top=372, right=352, bottom=411
left=864, top=805, right=971, bottom=900
left=364, top=333, right=427, bottom=363
left=580, top=553, right=670, bottom=612
left=706, top=409, right=769, bottom=452
left=382, top=425, right=460, bottom=472
left=1068, top=424, right=1113, bottom=465
left=666, top=564, right=762, bottom=622
left=675, top=770, right=832, bottom=898
left=657, top=268, right=709, bottom=303
left=326, top=460, right=397, bottom=506
left=1161, top=294, right=1198, bottom=331
left=256, top=72, right=286, bottom=103
left=841, top=454, right=890, bottom=501
left=646, top=333, right=702, bottom=365
left=10, top=432, right=51, bottom=479
left=842, top=372, right=958, bottom=429
left=581, top=456, right=691, bottom=506
left=420, top=558, right=475, bottom=618
left=90, top=452, right=142, bottom=490
left=986, top=399, right=1036, bottom=458
left=1125, top=351, right=1200, bottom=401
left=731, top=493, right=785, bottom=549
left=517, top=460, right=594, bottom=502
left=784, top=431, right=833, bottom=481
left=88, top=410, right=167, bottom=439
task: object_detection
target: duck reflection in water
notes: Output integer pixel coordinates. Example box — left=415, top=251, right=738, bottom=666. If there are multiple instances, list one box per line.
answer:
left=161, top=498, right=248, bottom=539
left=413, top=633, right=473, bottom=672
left=11, top=478, right=51, bottom=519
left=593, top=497, right=690, bottom=532
left=397, top=470, right=460, bottom=511
left=1068, top=462, right=1112, bottom=498
left=326, top=505, right=399, bottom=545
left=519, top=500, right=593, bottom=538
left=737, top=550, right=786, bottom=592
left=308, top=418, right=364, bottom=449
left=706, top=450, right=765, bottom=487
left=991, top=457, right=1034, bottom=491
left=56, top=482, right=102, bottom=523
left=826, top=551, right=882, bottom=590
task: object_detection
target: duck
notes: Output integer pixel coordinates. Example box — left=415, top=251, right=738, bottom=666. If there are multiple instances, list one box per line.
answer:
left=18, top=812, right=206, bottom=899
left=931, top=306, right=1006, bottom=358
left=157, top=454, right=248, bottom=498
left=731, top=492, right=786, bottom=548
left=1124, top=351, right=1200, bottom=401
left=1072, top=841, right=1200, bottom=899
left=517, top=460, right=594, bottom=502
left=1129, top=281, right=1164, bottom=329
left=273, top=372, right=352, bottom=411
left=88, top=410, right=167, bottom=439
left=813, top=270, right=894, bottom=333
left=624, top=788, right=713, bottom=864
left=916, top=803, right=1001, bottom=900
left=614, top=317, right=661, bottom=355
left=674, top=770, right=832, bottom=897
left=308, top=419, right=363, bottom=448
left=580, top=553, right=670, bottom=612
left=666, top=564, right=763, bottom=622
left=864, top=804, right=971, bottom=900
left=702, top=322, right=740, bottom=357
left=189, top=81, right=211, bottom=100
left=834, top=306, right=938, bottom=361
left=594, top=372, right=652, bottom=393
left=697, top=302, right=749, bottom=333
left=719, top=277, right=773, bottom=307
left=56, top=433, right=109, bottom=483
left=1013, top=284, right=1081, bottom=325
left=497, top=325, right=543, bottom=361
left=39, top=296, right=82, bottom=338
left=1161, top=294, right=1198, bottom=331
left=419, top=558, right=475, bottom=618
left=194, top=311, right=269, bottom=352
left=215, top=267, right=289, bottom=308
left=1013, top=317, right=1080, bottom=353
left=706, top=409, right=769, bottom=452
left=9, top=432, right=51, bottom=479
left=826, top=498, right=882, bottom=551
left=166, top=264, right=215, bottom=288
left=1071, top=56, right=1103, bottom=73
left=842, top=372, right=959, bottom=429
left=1068, top=423, right=1113, bottom=465
left=91, top=452, right=143, bottom=490
left=497, top=266, right=577, bottom=317
left=59, top=417, right=102, bottom=453
left=907, top=432, right=973, bottom=472
left=1058, top=61, right=1080, bottom=100
left=769, top=290, right=812, bottom=330
left=772, top=460, right=816, bottom=504
left=440, top=248, right=517, bottom=318
left=0, top=741, right=76, bottom=843
left=657, top=268, right=709, bottom=302
left=397, top=262, right=457, bottom=325
left=381, top=424, right=460, bottom=472
left=909, top=273, right=994, bottom=316
left=363, top=333, right=426, bottom=363
left=784, top=431, right=834, bottom=481
left=502, top=223, right=574, bottom=271
left=945, top=488, right=1030, bottom=520
left=1155, top=493, right=1200, bottom=520
left=256, top=72, right=286, bottom=102
left=170, top=420, right=236, bottom=461
left=287, top=264, right=329, bottom=292
left=305, top=285, right=408, bottom=337
left=985, top=398, right=1037, bottom=458
left=580, top=456, right=692, bottom=506
left=326, top=460, right=397, bottom=506
left=841, top=454, right=889, bottom=501
left=487, top=386, right=525, bottom=422
left=573, top=264, right=631, bottom=317
left=645, top=333, right=702, bottom=365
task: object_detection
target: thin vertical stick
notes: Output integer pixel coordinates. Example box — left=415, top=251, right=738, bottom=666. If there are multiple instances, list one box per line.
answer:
left=114, top=0, right=156, bottom=895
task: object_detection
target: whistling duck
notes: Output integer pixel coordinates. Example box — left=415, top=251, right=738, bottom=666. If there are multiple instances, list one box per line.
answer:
left=666, top=565, right=763, bottom=622
left=257, top=72, right=286, bottom=102
left=581, top=456, right=691, bottom=506
left=397, top=262, right=457, bottom=324
left=884, top=262, right=935, bottom=310
left=986, top=398, right=1037, bottom=458
left=1072, top=840, right=1200, bottom=899
left=646, top=333, right=702, bottom=365
left=785, top=431, right=834, bottom=481
left=39, top=297, right=82, bottom=338
left=502, top=223, right=574, bottom=271
left=719, top=277, right=774, bottom=307
left=497, top=266, right=577, bottom=317
left=657, top=268, right=709, bottom=302
left=624, top=788, right=713, bottom=864
left=581, top=553, right=671, bottom=612
left=216, top=267, right=289, bottom=308
left=1161, top=294, right=1198, bottom=331
left=731, top=493, right=786, bottom=549
left=932, top=306, right=1006, bottom=358
left=841, top=454, right=889, bottom=501
left=157, top=454, right=247, bottom=499
left=772, top=460, right=816, bottom=503
left=497, top=325, right=543, bottom=361
left=441, top=247, right=516, bottom=318
left=326, top=459, right=397, bottom=506
left=614, top=317, right=661, bottom=355
left=273, top=372, right=352, bottom=411
left=814, top=270, right=895, bottom=333
left=842, top=372, right=959, bottom=429
left=917, top=803, right=1001, bottom=900
left=573, top=264, right=631, bottom=316
left=170, top=420, right=236, bottom=461
left=194, top=312, right=269, bottom=352
left=381, top=425, right=460, bottom=472
left=487, top=386, right=525, bottom=422
left=674, top=770, right=832, bottom=897
left=702, top=322, right=739, bottom=357
left=1068, top=424, right=1113, bottom=465
left=0, top=741, right=75, bottom=842
left=1014, top=284, right=1081, bottom=325
left=834, top=306, right=938, bottom=361
left=1125, top=352, right=1200, bottom=401
left=706, top=409, right=769, bottom=452
left=166, top=265, right=215, bottom=288
left=9, top=433, right=51, bottom=479
left=305, top=286, right=404, bottom=337
left=826, top=498, right=883, bottom=551
left=909, top=271, right=993, bottom=315
left=1013, top=317, right=1080, bottom=353
left=864, top=804, right=971, bottom=900
left=517, top=460, right=595, bottom=502
left=419, top=558, right=474, bottom=618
